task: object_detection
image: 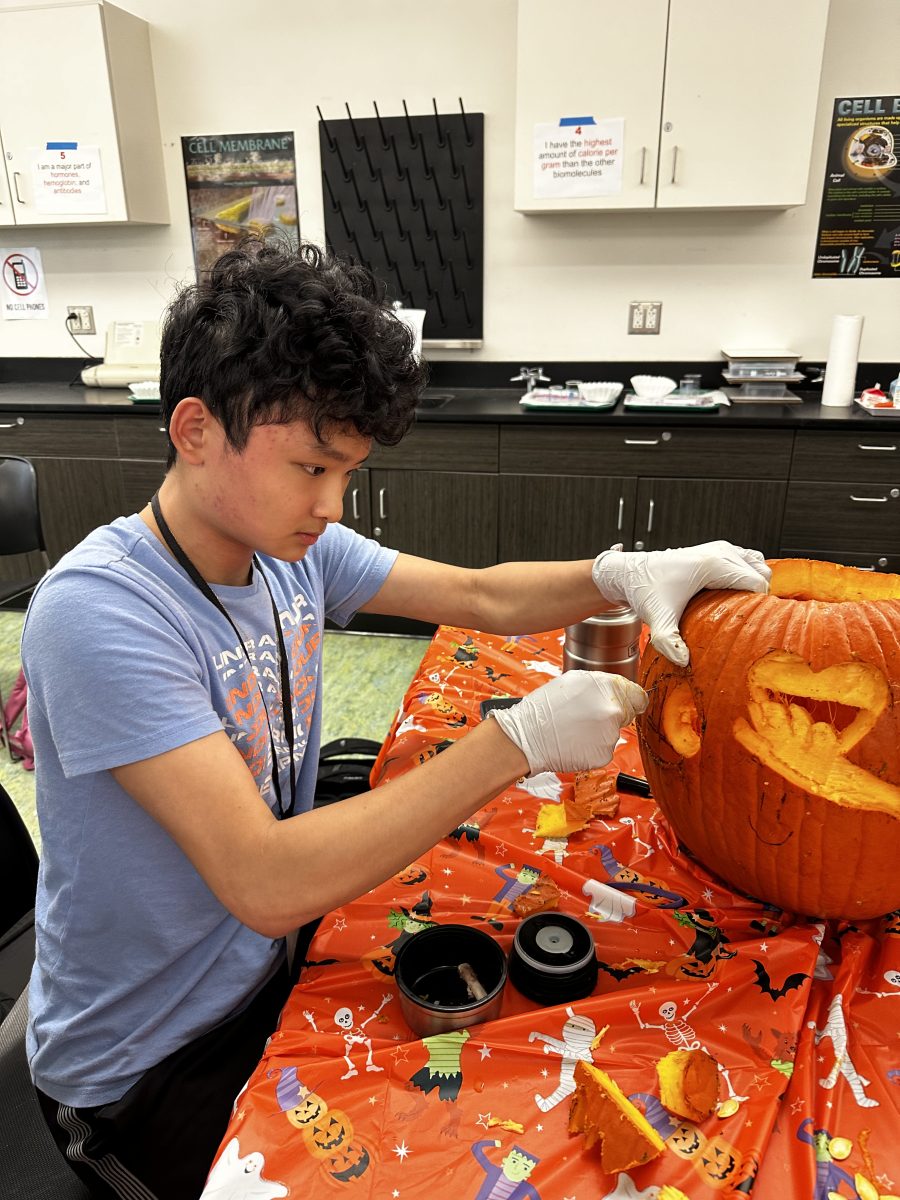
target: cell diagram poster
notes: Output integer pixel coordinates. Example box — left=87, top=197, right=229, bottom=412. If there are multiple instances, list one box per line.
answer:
left=813, top=95, right=900, bottom=278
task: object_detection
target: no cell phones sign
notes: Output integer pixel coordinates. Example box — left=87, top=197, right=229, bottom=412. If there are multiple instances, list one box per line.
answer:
left=1, top=247, right=49, bottom=319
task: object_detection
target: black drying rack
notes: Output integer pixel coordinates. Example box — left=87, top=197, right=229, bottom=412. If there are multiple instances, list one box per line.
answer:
left=318, top=100, right=484, bottom=347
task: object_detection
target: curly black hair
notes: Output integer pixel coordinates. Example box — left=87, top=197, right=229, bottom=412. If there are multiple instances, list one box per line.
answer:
left=159, top=237, right=427, bottom=467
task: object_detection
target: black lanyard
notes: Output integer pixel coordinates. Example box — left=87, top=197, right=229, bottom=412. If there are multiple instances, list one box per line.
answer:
left=150, top=492, right=297, bottom=819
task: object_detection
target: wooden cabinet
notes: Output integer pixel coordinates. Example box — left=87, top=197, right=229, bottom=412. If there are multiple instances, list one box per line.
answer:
left=499, top=425, right=790, bottom=558
left=514, top=0, right=829, bottom=212
left=347, top=425, right=500, bottom=568
left=115, top=416, right=168, bottom=512
left=0, top=414, right=124, bottom=575
left=0, top=3, right=168, bottom=227
left=780, top=430, right=900, bottom=566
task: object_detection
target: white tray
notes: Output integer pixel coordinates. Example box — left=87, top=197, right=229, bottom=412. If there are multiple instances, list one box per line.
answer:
left=519, top=395, right=619, bottom=411
left=853, top=395, right=900, bottom=417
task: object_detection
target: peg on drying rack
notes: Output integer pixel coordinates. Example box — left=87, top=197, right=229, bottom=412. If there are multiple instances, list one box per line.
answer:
left=431, top=98, right=447, bottom=148
left=372, top=100, right=390, bottom=149
left=344, top=102, right=363, bottom=151
left=316, top=105, right=336, bottom=151
left=419, top=138, right=433, bottom=181
left=402, top=100, right=418, bottom=149
left=446, top=131, right=459, bottom=178
left=459, top=97, right=473, bottom=146
left=460, top=164, right=473, bottom=209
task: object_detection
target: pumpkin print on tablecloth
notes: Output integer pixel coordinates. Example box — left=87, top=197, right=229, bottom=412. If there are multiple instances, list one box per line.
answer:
left=637, top=559, right=900, bottom=919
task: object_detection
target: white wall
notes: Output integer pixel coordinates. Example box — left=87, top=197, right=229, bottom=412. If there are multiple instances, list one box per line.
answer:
left=0, top=0, right=897, bottom=363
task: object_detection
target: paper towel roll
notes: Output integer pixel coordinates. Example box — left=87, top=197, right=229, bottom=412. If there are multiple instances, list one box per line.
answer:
left=821, top=314, right=864, bottom=407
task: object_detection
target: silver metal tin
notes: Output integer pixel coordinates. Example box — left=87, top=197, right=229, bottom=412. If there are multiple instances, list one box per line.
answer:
left=563, top=606, right=642, bottom=682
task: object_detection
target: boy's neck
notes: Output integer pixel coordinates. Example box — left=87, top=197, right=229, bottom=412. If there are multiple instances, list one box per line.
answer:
left=140, top=480, right=254, bottom=587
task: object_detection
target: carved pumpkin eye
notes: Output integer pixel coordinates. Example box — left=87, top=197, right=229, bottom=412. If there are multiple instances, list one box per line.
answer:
left=637, top=558, right=900, bottom=919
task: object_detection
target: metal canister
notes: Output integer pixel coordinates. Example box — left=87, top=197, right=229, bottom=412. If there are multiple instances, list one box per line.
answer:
left=563, top=605, right=642, bottom=682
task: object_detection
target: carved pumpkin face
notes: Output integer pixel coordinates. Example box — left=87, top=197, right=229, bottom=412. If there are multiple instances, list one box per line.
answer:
left=638, top=559, right=900, bottom=918
left=285, top=1091, right=326, bottom=1129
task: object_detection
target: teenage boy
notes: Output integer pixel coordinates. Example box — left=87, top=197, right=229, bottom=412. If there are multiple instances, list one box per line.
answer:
left=22, top=239, right=770, bottom=1199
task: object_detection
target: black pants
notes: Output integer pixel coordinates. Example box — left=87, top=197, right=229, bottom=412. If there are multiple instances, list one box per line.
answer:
left=35, top=961, right=292, bottom=1200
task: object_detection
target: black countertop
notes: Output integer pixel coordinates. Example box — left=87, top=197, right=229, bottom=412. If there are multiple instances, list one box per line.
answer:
left=1, top=381, right=899, bottom=431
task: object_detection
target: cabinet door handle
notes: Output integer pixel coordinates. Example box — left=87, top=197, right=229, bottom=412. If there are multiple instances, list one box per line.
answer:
left=850, top=494, right=888, bottom=503
left=857, top=443, right=896, bottom=451
left=624, top=438, right=659, bottom=446
left=157, top=426, right=166, bottom=433
left=13, top=172, right=24, bottom=204
left=351, top=487, right=360, bottom=520
left=617, top=496, right=624, bottom=531
left=0, top=419, right=24, bottom=428
left=646, top=497, right=655, bottom=533
left=639, top=146, right=647, bottom=186
left=378, top=487, right=387, bottom=519
left=670, top=146, right=679, bottom=185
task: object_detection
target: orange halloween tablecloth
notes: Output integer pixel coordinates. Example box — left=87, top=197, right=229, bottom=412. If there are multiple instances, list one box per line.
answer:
left=202, top=627, right=900, bottom=1200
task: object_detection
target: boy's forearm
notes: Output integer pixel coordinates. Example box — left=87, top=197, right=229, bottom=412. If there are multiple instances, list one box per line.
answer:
left=470, top=558, right=608, bottom=634
left=255, top=717, right=529, bottom=935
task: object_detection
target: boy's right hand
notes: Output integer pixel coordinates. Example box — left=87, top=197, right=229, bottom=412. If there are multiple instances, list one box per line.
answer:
left=487, top=670, right=648, bottom=776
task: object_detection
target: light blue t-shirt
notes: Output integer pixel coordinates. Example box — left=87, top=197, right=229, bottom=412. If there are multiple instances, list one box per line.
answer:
left=22, top=514, right=397, bottom=1107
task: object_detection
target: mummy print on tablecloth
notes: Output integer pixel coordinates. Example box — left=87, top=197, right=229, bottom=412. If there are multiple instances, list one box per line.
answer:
left=528, top=1007, right=596, bottom=1112
left=808, top=992, right=879, bottom=1107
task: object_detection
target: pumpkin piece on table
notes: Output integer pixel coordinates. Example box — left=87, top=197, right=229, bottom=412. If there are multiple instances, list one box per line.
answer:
left=512, top=873, right=560, bottom=916
left=535, top=769, right=619, bottom=838
left=637, top=558, right=900, bottom=919
left=656, top=1048, right=720, bottom=1122
left=568, top=1059, right=665, bottom=1172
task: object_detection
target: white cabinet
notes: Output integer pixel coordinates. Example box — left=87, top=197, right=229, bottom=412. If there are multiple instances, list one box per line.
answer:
left=514, top=0, right=830, bottom=212
left=0, top=2, right=168, bottom=226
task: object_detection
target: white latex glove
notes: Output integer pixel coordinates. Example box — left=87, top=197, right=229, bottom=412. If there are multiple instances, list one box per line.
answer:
left=592, top=539, right=771, bottom=667
left=488, top=670, right=647, bottom=776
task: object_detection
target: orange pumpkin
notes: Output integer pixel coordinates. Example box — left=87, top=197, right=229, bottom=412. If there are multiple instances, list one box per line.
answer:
left=637, top=559, right=900, bottom=919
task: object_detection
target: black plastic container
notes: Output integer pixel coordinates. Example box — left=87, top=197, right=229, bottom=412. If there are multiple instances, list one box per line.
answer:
left=508, top=913, right=599, bottom=1005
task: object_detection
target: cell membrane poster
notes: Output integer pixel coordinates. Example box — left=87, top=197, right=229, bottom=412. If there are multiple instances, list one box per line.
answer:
left=181, top=131, right=300, bottom=276
left=813, top=96, right=900, bottom=279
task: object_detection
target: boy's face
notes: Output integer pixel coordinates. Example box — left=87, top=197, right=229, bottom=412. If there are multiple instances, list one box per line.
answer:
left=198, top=414, right=371, bottom=562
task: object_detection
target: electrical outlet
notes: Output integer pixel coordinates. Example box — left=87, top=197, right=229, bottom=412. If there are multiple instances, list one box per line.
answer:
left=66, top=305, right=95, bottom=335
left=628, top=301, right=662, bottom=335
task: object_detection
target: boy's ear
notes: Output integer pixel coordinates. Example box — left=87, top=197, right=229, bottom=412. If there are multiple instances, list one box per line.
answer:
left=168, top=397, right=213, bottom=464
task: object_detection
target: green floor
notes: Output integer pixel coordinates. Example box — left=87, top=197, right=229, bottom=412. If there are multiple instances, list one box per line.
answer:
left=0, top=611, right=428, bottom=855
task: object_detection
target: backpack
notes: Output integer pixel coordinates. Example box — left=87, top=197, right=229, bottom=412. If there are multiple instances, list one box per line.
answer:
left=313, top=738, right=381, bottom=807
left=2, top=670, right=33, bottom=772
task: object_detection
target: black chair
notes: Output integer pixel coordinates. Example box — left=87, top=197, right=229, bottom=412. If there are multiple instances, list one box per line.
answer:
left=0, top=992, right=93, bottom=1199
left=0, top=456, right=50, bottom=762
left=0, top=781, right=38, bottom=1016
left=0, top=785, right=91, bottom=1197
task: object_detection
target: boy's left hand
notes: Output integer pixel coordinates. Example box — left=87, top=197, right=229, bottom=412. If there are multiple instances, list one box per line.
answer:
left=592, top=540, right=771, bottom=666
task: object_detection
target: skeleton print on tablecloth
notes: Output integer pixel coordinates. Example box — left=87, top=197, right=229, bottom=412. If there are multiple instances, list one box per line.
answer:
left=630, top=982, right=747, bottom=1103
left=334, top=994, right=392, bottom=1079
